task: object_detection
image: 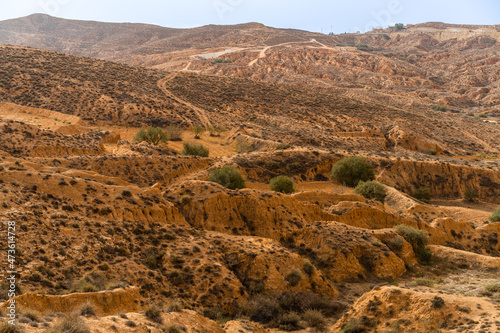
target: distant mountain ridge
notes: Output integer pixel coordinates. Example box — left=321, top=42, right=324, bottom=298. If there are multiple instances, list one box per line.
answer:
left=0, top=14, right=319, bottom=59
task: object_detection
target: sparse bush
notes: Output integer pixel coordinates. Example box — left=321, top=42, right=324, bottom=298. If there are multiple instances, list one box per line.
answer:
left=464, top=187, right=479, bottom=202
left=303, top=260, right=315, bottom=276
left=165, top=299, right=184, bottom=312
left=412, top=187, right=431, bottom=203
left=124, top=320, right=136, bottom=327
left=275, top=311, right=303, bottom=331
left=239, top=295, right=279, bottom=324
left=354, top=181, right=387, bottom=203
left=413, top=277, right=435, bottom=287
left=0, top=322, right=25, bottom=333
left=485, top=283, right=500, bottom=293
left=164, top=325, right=183, bottom=333
left=235, top=136, right=259, bottom=153
left=387, top=237, right=404, bottom=251
left=302, top=309, right=326, bottom=330
left=79, top=301, right=96, bottom=316
left=121, top=190, right=132, bottom=197
left=50, top=314, right=90, bottom=333
left=207, top=125, right=226, bottom=137
left=208, top=165, right=245, bottom=190
left=285, top=269, right=302, bottom=287
left=240, top=292, right=344, bottom=327
left=145, top=304, right=163, bottom=323
left=133, top=127, right=168, bottom=145
left=269, top=176, right=295, bottom=194
left=489, top=206, right=500, bottom=222
left=143, top=247, right=164, bottom=269
left=192, top=125, right=205, bottom=139
left=181, top=142, right=209, bottom=157
left=276, top=143, right=292, bottom=150
left=165, top=125, right=182, bottom=141
left=341, top=318, right=363, bottom=333
left=330, top=157, right=375, bottom=187
left=431, top=296, right=445, bottom=308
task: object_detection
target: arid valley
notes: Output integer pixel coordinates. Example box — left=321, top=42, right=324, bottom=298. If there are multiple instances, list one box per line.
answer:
left=0, top=13, right=499, bottom=333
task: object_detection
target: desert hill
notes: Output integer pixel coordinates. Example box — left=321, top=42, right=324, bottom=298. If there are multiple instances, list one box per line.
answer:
left=2, top=15, right=499, bottom=119
left=0, top=45, right=498, bottom=158
left=0, top=14, right=320, bottom=59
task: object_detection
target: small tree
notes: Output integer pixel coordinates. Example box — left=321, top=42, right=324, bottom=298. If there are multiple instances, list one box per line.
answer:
left=165, top=125, right=183, bottom=141
left=464, top=187, right=479, bottom=202
left=394, top=23, right=405, bottom=31
left=192, top=125, right=205, bottom=139
left=490, top=206, right=500, bottom=222
left=181, top=142, right=209, bottom=157
left=133, top=127, right=168, bottom=145
left=208, top=165, right=245, bottom=190
left=214, top=125, right=227, bottom=136
left=330, top=157, right=375, bottom=187
left=354, top=181, right=387, bottom=203
left=269, top=176, right=295, bottom=194
left=412, top=187, right=431, bottom=203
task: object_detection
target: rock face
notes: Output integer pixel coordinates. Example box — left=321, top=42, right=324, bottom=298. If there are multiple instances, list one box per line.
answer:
left=379, top=160, right=500, bottom=203
left=1, top=287, right=141, bottom=316
left=332, top=286, right=500, bottom=332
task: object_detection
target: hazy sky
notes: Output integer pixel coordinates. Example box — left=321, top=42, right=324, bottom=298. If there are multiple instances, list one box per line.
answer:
left=1, top=0, right=499, bottom=33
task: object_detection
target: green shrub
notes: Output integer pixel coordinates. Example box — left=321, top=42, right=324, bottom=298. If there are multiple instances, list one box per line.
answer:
left=208, top=165, right=245, bottom=190
left=269, top=176, right=295, bottom=194
left=394, top=23, right=405, bottom=30
left=412, top=187, right=431, bottom=203
left=192, top=125, right=205, bottom=139
left=285, top=269, right=302, bottom=287
left=489, top=206, right=500, bottom=222
left=181, top=142, right=209, bottom=157
left=213, top=58, right=233, bottom=63
left=395, top=225, right=432, bottom=264
left=395, top=225, right=426, bottom=246
left=330, top=157, right=375, bottom=187
left=425, top=149, right=437, bottom=155
left=354, top=181, right=387, bottom=203
left=133, top=127, right=168, bottom=145
left=464, top=187, right=479, bottom=202
left=302, top=260, right=315, bottom=276
left=432, top=105, right=447, bottom=112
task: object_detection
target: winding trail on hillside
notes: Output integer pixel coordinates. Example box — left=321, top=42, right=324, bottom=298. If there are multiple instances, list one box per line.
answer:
left=247, top=39, right=321, bottom=67
left=157, top=73, right=212, bottom=127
